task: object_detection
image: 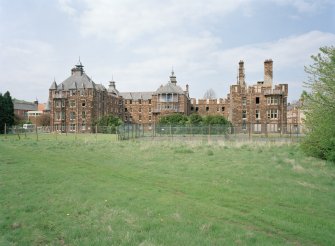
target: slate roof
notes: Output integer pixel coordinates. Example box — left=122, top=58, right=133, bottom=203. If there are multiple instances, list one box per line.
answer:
left=154, top=82, right=185, bottom=95
left=50, top=64, right=106, bottom=92
left=119, top=92, right=153, bottom=100
left=13, top=99, right=38, bottom=111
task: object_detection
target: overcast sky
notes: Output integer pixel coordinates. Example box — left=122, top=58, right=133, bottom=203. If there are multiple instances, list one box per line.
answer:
left=0, top=0, right=334, bottom=103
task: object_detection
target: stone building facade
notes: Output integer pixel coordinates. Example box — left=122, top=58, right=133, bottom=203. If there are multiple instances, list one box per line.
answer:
left=49, top=62, right=123, bottom=132
left=49, top=60, right=288, bottom=133
left=119, top=71, right=190, bottom=128
left=228, top=60, right=288, bottom=133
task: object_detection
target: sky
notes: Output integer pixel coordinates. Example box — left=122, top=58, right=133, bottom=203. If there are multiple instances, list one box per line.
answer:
left=0, top=0, right=334, bottom=103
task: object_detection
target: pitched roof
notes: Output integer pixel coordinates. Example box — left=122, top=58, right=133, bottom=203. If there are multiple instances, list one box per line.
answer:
left=13, top=99, right=38, bottom=111
left=60, top=73, right=97, bottom=90
left=119, top=92, right=153, bottom=100
left=154, top=82, right=185, bottom=95
left=49, top=81, right=57, bottom=90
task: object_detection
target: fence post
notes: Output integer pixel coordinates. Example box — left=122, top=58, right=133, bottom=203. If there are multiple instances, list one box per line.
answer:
left=35, top=124, right=38, bottom=141
left=16, top=126, right=21, bottom=140
left=4, top=123, right=7, bottom=139
left=95, top=124, right=98, bottom=142
left=249, top=122, right=251, bottom=141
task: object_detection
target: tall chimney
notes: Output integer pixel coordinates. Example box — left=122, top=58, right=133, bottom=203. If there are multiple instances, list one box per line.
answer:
left=238, top=60, right=245, bottom=86
left=264, top=59, right=273, bottom=86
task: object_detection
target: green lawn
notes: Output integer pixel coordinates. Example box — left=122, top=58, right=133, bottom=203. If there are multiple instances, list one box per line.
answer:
left=0, top=134, right=334, bottom=245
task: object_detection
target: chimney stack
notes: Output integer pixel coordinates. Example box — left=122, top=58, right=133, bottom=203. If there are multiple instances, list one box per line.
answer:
left=238, top=60, right=245, bottom=86
left=264, top=59, right=273, bottom=86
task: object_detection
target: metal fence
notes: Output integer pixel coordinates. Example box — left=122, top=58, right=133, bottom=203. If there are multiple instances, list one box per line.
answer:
left=1, top=123, right=305, bottom=143
left=117, top=123, right=306, bottom=143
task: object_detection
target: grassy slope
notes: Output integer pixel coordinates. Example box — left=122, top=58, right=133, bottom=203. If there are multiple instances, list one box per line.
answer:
left=0, top=135, right=334, bottom=245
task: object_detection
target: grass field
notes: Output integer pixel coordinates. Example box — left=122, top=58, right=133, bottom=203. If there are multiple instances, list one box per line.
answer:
left=0, top=134, right=334, bottom=245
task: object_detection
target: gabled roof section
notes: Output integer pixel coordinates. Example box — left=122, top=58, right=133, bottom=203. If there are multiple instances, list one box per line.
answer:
left=49, top=80, right=57, bottom=90
left=95, top=84, right=106, bottom=91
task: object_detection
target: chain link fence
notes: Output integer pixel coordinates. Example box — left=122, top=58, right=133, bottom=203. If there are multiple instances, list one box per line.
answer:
left=117, top=123, right=305, bottom=143
left=1, top=123, right=305, bottom=143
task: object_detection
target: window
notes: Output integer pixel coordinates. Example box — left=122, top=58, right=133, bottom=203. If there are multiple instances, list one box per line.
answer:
left=55, top=101, right=61, bottom=108
left=148, top=99, right=151, bottom=104
left=61, top=111, right=65, bottom=120
left=149, top=116, right=152, bottom=121
left=191, top=107, right=194, bottom=111
left=267, top=124, right=278, bottom=132
left=129, top=100, right=132, bottom=104
left=138, top=99, right=142, bottom=104
left=242, top=97, right=247, bottom=105
left=196, top=107, right=199, bottom=112
left=80, top=90, right=84, bottom=96
left=125, top=108, right=128, bottom=112
left=255, top=110, right=260, bottom=119
left=267, top=97, right=278, bottom=105
left=70, top=112, right=76, bottom=120
left=82, top=123, right=86, bottom=130
left=267, top=109, right=278, bottom=119
left=242, top=120, right=247, bottom=130
left=54, top=124, right=60, bottom=131
left=217, top=107, right=219, bottom=112
left=61, top=100, right=65, bottom=107
left=256, top=97, right=260, bottom=104
left=70, top=100, right=76, bottom=107
left=70, top=124, right=76, bottom=131
left=222, top=107, right=225, bottom=112
left=254, top=124, right=261, bottom=132
left=149, top=107, right=151, bottom=112
left=82, top=111, right=86, bottom=119
left=139, top=115, right=142, bottom=121
left=206, top=107, right=209, bottom=112
left=82, top=101, right=86, bottom=107
left=139, top=108, right=141, bottom=112
left=55, top=112, right=61, bottom=120
left=242, top=110, right=247, bottom=119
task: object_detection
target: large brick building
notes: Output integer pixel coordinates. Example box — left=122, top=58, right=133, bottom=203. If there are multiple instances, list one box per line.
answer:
left=49, top=60, right=288, bottom=133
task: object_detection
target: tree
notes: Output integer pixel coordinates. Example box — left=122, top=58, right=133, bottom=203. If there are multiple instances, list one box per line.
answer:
left=203, top=115, right=229, bottom=126
left=189, top=113, right=203, bottom=126
left=203, top=88, right=216, bottom=99
left=301, top=46, right=335, bottom=162
left=95, top=115, right=123, bottom=127
left=159, top=113, right=188, bottom=126
left=0, top=91, right=14, bottom=134
left=37, top=114, right=51, bottom=126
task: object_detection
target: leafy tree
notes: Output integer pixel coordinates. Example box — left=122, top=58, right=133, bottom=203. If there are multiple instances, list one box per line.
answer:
left=301, top=46, right=335, bottom=162
left=189, top=113, right=203, bottom=126
left=95, top=115, right=123, bottom=127
left=37, top=114, right=51, bottom=126
left=0, top=91, right=14, bottom=134
left=159, top=113, right=188, bottom=126
left=203, top=115, right=229, bottom=126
